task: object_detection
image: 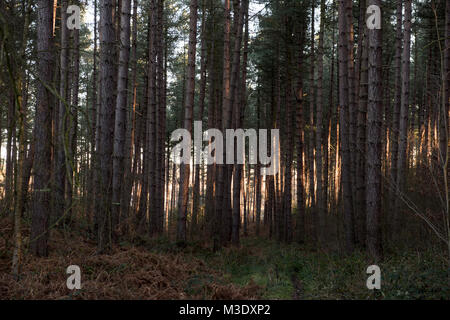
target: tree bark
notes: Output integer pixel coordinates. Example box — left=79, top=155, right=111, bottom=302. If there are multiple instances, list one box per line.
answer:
left=394, top=0, right=411, bottom=233
left=112, top=0, right=131, bottom=239
left=54, top=0, right=70, bottom=225
left=177, top=0, right=198, bottom=245
left=338, top=0, right=355, bottom=253
left=31, top=0, right=55, bottom=257
left=366, top=0, right=383, bottom=262
left=97, top=0, right=116, bottom=253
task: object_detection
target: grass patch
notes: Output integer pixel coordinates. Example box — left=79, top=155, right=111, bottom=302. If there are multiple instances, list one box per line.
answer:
left=200, top=237, right=449, bottom=299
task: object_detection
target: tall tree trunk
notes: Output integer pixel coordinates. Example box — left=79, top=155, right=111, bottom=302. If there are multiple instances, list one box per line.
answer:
left=366, top=0, right=383, bottom=261
left=112, top=0, right=131, bottom=239
left=338, top=0, right=355, bottom=253
left=390, top=0, right=402, bottom=214
left=255, top=88, right=262, bottom=236
left=308, top=1, right=316, bottom=240
left=177, top=0, right=198, bottom=245
left=90, top=0, right=99, bottom=235
left=213, top=0, right=231, bottom=251
left=192, top=2, right=208, bottom=237
left=68, top=16, right=80, bottom=222
left=147, top=0, right=157, bottom=236
left=205, top=11, right=217, bottom=239
left=157, top=0, right=166, bottom=235
left=5, top=91, right=15, bottom=216
left=11, top=0, right=32, bottom=276
left=31, top=0, right=55, bottom=257
left=315, top=0, right=325, bottom=244
left=121, top=0, right=138, bottom=234
left=231, top=0, right=248, bottom=246
left=282, top=14, right=294, bottom=243
left=444, top=0, right=450, bottom=277
left=54, top=0, right=70, bottom=225
left=295, top=24, right=305, bottom=244
left=97, top=0, right=116, bottom=253
left=346, top=0, right=356, bottom=201
left=356, top=0, right=368, bottom=248
left=394, top=0, right=411, bottom=233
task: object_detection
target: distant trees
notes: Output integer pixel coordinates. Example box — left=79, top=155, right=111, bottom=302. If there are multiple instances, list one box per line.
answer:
left=0, top=0, right=448, bottom=271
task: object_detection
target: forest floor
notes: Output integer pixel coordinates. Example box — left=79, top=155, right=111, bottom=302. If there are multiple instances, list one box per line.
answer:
left=0, top=218, right=449, bottom=299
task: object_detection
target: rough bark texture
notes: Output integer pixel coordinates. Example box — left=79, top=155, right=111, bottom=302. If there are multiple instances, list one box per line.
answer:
left=54, top=0, right=69, bottom=224
left=366, top=0, right=383, bottom=262
left=395, top=0, right=411, bottom=231
left=31, top=0, right=54, bottom=257
left=112, top=0, right=131, bottom=238
left=177, top=0, right=198, bottom=245
left=315, top=0, right=325, bottom=244
left=390, top=0, right=402, bottom=210
left=97, top=0, right=116, bottom=253
left=295, top=25, right=305, bottom=244
left=338, top=0, right=355, bottom=253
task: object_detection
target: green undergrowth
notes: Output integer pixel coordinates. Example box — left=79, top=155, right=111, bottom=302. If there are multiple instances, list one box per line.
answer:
left=143, top=236, right=450, bottom=300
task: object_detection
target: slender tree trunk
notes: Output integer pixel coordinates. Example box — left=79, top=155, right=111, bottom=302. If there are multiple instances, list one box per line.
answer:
left=11, top=0, right=32, bottom=276
left=394, top=0, right=411, bottom=233
left=366, top=0, right=383, bottom=261
left=295, top=24, right=305, bottom=244
left=390, top=0, right=402, bottom=213
left=231, top=0, right=248, bottom=246
left=356, top=3, right=368, bottom=247
left=309, top=1, right=316, bottom=240
left=205, top=13, right=217, bottom=238
left=213, top=0, right=231, bottom=250
left=157, top=0, right=166, bottom=234
left=192, top=2, right=208, bottom=237
left=338, top=0, right=355, bottom=253
left=90, top=0, right=99, bottom=235
left=121, top=0, right=138, bottom=234
left=282, top=14, right=294, bottom=243
left=112, top=0, right=131, bottom=239
left=256, top=88, right=262, bottom=236
left=68, top=16, right=80, bottom=222
left=177, top=0, right=198, bottom=245
left=444, top=0, right=450, bottom=279
left=97, top=0, right=116, bottom=253
left=54, top=0, right=70, bottom=225
left=31, top=0, right=55, bottom=257
left=147, top=0, right=157, bottom=236
left=315, top=0, right=325, bottom=244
